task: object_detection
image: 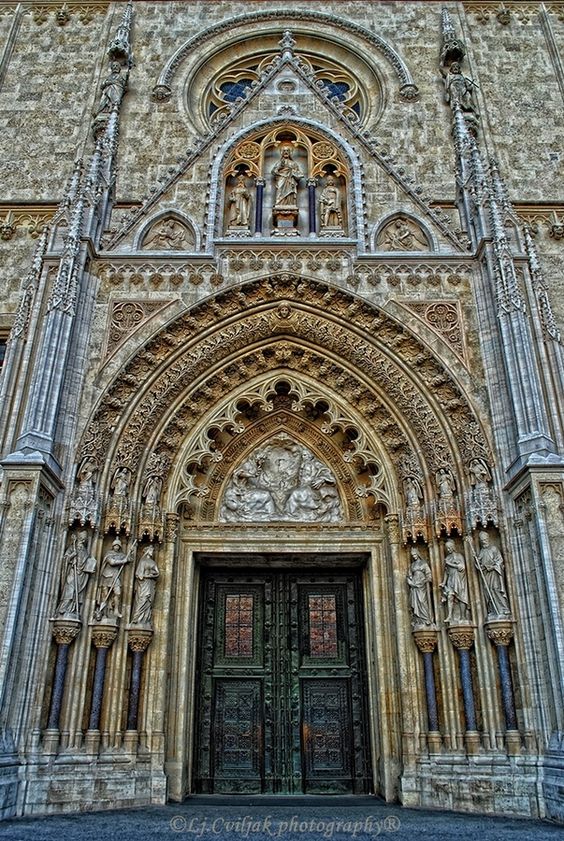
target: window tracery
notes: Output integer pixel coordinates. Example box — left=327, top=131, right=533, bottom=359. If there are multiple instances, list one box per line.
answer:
left=207, top=52, right=363, bottom=127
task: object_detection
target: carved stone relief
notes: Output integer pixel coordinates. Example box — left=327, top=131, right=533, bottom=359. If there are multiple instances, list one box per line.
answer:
left=219, top=434, right=342, bottom=523
left=105, top=299, right=173, bottom=359
left=400, top=301, right=466, bottom=363
left=376, top=217, right=429, bottom=252
left=142, top=218, right=194, bottom=251
left=0, top=483, right=30, bottom=638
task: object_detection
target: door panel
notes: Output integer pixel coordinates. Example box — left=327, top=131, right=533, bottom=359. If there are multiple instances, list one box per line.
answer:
left=193, top=567, right=372, bottom=794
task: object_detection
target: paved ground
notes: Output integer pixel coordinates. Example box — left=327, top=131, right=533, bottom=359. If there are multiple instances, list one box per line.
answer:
left=0, top=797, right=561, bottom=841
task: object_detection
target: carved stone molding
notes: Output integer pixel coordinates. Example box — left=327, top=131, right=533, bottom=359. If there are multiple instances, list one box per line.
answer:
left=349, top=262, right=472, bottom=290
left=412, top=628, right=439, bottom=654
left=93, top=260, right=222, bottom=293
left=447, top=623, right=476, bottom=650
left=78, top=277, right=490, bottom=515
left=0, top=206, right=53, bottom=240
left=463, top=2, right=563, bottom=25
left=399, top=300, right=467, bottom=364
left=104, top=299, right=173, bottom=359
left=0, top=4, right=108, bottom=26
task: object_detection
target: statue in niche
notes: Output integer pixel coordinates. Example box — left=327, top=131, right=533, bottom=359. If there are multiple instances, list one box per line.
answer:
left=444, top=61, right=479, bottom=117
left=469, top=458, right=491, bottom=488
left=130, top=545, right=159, bottom=627
left=379, top=218, right=428, bottom=252
left=436, top=467, right=456, bottom=511
left=143, top=219, right=188, bottom=251
left=54, top=531, right=96, bottom=619
left=95, top=61, right=127, bottom=116
left=111, top=467, right=130, bottom=500
left=406, top=546, right=434, bottom=628
left=404, top=476, right=423, bottom=512
left=219, top=435, right=342, bottom=523
left=94, top=538, right=129, bottom=622
left=440, top=539, right=470, bottom=623
left=476, top=531, right=511, bottom=617
left=319, top=176, right=343, bottom=230
left=227, top=174, right=252, bottom=229
left=142, top=475, right=162, bottom=508
left=272, top=146, right=302, bottom=207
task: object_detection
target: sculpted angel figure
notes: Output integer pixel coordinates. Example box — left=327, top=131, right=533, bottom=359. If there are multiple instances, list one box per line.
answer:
left=272, top=146, right=302, bottom=207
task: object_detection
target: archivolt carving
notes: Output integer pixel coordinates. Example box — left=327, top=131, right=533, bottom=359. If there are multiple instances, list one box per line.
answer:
left=77, top=277, right=491, bottom=516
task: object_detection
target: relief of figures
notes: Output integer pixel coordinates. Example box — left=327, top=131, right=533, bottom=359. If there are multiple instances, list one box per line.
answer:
left=219, top=435, right=342, bottom=523
left=406, top=546, right=434, bottom=628
left=142, top=218, right=191, bottom=251
left=54, top=531, right=96, bottom=619
left=440, top=539, right=470, bottom=623
left=377, top=217, right=429, bottom=252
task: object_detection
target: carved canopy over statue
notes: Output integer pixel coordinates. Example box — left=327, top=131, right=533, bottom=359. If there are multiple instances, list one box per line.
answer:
left=222, top=126, right=349, bottom=238
left=219, top=434, right=342, bottom=523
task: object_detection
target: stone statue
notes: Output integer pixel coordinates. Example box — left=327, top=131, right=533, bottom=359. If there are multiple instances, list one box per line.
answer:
left=143, top=219, right=187, bottom=251
left=381, top=218, right=428, bottom=251
left=445, top=61, right=478, bottom=116
left=228, top=174, right=251, bottom=227
left=476, top=531, right=511, bottom=617
left=319, top=176, right=343, bottom=228
left=405, top=477, right=423, bottom=511
left=469, top=458, right=491, bottom=488
left=143, top=475, right=162, bottom=507
left=219, top=435, right=342, bottom=523
left=111, top=467, right=130, bottom=499
left=272, top=146, right=302, bottom=207
left=130, top=545, right=159, bottom=626
left=94, top=538, right=129, bottom=622
left=406, top=547, right=434, bottom=627
left=440, top=539, right=470, bottom=623
left=436, top=467, right=456, bottom=512
left=95, top=61, right=127, bottom=116
left=55, top=531, right=96, bottom=618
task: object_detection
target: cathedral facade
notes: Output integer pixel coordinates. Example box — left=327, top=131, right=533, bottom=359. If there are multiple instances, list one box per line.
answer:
left=0, top=0, right=563, bottom=821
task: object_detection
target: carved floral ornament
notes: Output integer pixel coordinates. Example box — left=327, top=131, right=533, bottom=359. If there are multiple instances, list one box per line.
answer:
left=75, top=276, right=492, bottom=527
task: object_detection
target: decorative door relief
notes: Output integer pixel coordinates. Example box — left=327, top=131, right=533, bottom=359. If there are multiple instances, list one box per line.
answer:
left=222, top=128, right=349, bottom=239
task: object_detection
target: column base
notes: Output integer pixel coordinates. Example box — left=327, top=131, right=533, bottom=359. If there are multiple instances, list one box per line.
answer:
left=84, top=729, right=100, bottom=754
left=427, top=731, right=442, bottom=754
left=465, top=730, right=481, bottom=755
left=506, top=729, right=521, bottom=755
left=41, top=729, right=60, bottom=755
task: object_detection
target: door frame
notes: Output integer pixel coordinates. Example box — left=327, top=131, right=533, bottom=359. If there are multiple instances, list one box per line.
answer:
left=160, top=527, right=409, bottom=802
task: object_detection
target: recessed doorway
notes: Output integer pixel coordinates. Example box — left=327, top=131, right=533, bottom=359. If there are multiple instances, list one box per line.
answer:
left=192, top=560, right=373, bottom=794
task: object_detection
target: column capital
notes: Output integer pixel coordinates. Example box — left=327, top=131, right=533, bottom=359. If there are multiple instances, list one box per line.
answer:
left=90, top=622, right=118, bottom=648
left=412, top=627, right=439, bottom=653
left=126, top=626, right=153, bottom=652
left=485, top=618, right=514, bottom=646
left=447, top=622, right=476, bottom=650
left=51, top=618, right=82, bottom=645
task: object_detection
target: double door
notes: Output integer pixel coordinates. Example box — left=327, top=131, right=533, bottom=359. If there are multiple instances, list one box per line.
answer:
left=193, top=568, right=372, bottom=794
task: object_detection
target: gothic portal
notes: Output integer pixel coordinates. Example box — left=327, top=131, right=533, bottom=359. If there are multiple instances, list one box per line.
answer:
left=0, top=0, right=563, bottom=822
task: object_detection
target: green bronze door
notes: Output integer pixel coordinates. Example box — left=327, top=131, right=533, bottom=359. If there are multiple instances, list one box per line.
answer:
left=193, top=567, right=372, bottom=794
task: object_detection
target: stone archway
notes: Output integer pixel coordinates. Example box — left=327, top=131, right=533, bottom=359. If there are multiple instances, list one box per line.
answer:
left=62, top=275, right=494, bottom=803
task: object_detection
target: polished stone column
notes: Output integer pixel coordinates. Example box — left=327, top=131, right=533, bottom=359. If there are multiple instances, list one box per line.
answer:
left=307, top=178, right=317, bottom=234
left=413, top=628, right=441, bottom=753
left=448, top=623, right=480, bottom=754
left=126, top=627, right=153, bottom=732
left=254, top=178, right=265, bottom=235
left=86, top=624, right=118, bottom=744
left=44, top=619, right=81, bottom=752
left=486, top=618, right=520, bottom=754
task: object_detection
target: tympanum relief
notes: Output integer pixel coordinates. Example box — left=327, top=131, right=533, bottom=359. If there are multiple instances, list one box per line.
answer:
left=377, top=217, right=429, bottom=251
left=219, top=434, right=342, bottom=523
left=222, top=127, right=349, bottom=238
left=142, top=218, right=194, bottom=251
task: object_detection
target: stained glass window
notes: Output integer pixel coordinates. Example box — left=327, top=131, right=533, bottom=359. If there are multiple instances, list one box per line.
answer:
left=219, top=79, right=254, bottom=103
left=319, top=80, right=350, bottom=101
left=308, top=594, right=338, bottom=657
left=224, top=594, right=254, bottom=657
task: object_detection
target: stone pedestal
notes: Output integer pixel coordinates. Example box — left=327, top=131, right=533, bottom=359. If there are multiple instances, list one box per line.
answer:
left=272, top=206, right=299, bottom=236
